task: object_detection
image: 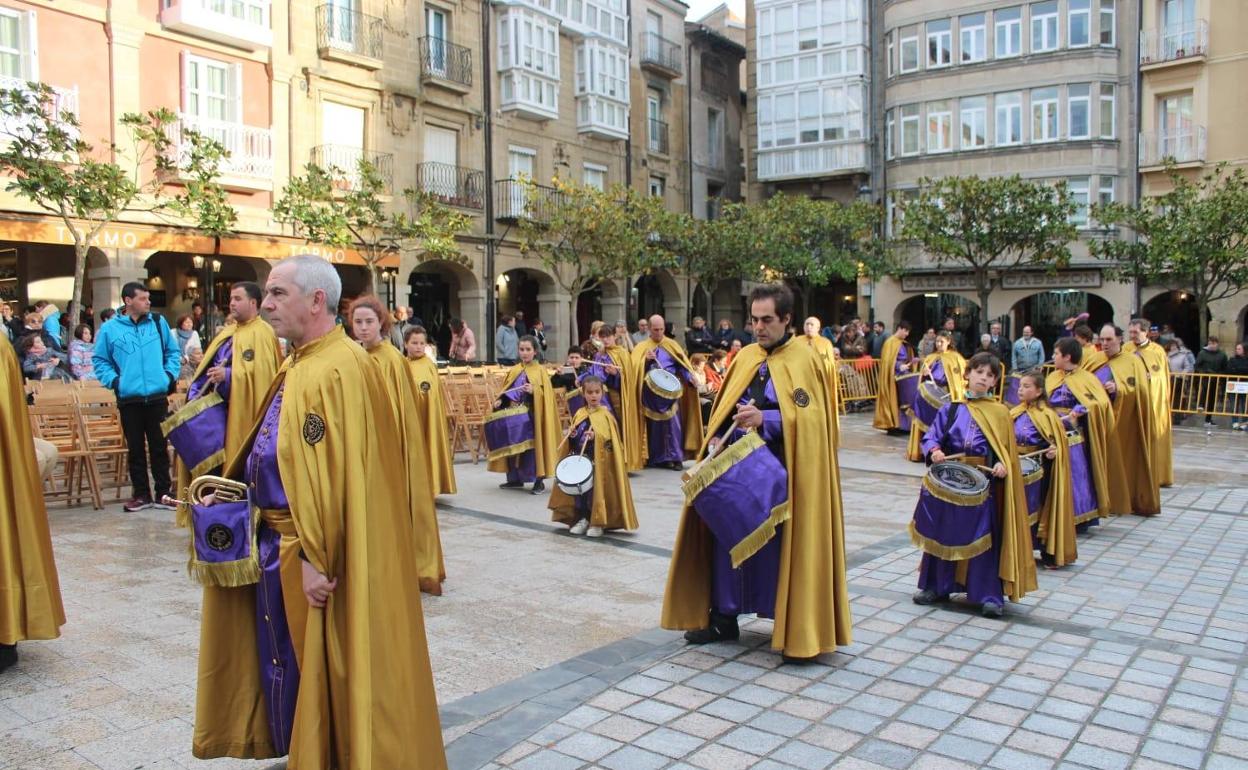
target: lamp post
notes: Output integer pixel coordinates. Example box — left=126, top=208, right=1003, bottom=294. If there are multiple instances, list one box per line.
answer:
left=191, top=256, right=205, bottom=335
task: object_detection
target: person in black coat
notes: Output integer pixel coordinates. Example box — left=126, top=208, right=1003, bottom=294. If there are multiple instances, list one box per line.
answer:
left=685, top=316, right=715, bottom=354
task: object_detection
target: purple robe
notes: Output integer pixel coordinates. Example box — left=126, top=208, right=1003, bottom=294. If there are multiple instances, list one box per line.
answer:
left=644, top=346, right=689, bottom=465
left=895, top=344, right=910, bottom=375
left=188, top=338, right=234, bottom=402
left=710, top=364, right=785, bottom=619
left=568, top=418, right=595, bottom=517
left=929, top=359, right=950, bottom=389
left=914, top=401, right=1005, bottom=606
left=578, top=354, right=618, bottom=419
left=502, top=370, right=539, bottom=483
left=1048, top=381, right=1099, bottom=525
left=1013, top=410, right=1050, bottom=533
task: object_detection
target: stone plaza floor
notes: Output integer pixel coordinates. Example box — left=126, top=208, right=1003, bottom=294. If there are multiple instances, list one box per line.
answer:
left=2, top=412, right=1246, bottom=769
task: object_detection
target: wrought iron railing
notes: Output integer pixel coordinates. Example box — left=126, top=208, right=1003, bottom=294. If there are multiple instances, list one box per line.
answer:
left=417, top=162, right=484, bottom=209
left=1140, top=20, right=1208, bottom=65
left=315, top=4, right=383, bottom=60
left=165, top=114, right=274, bottom=180
left=1139, top=127, right=1207, bottom=167
left=641, top=33, right=682, bottom=75
left=310, top=145, right=394, bottom=192
left=419, top=36, right=473, bottom=87
left=647, top=118, right=670, bottom=155
left=494, top=178, right=565, bottom=222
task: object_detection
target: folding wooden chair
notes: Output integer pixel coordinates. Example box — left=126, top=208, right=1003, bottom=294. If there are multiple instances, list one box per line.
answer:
left=553, top=387, right=572, bottom=433
left=77, top=404, right=130, bottom=504
left=458, top=383, right=494, bottom=463
left=28, top=403, right=102, bottom=509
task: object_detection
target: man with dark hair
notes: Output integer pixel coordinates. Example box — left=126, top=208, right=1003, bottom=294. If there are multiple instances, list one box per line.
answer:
left=551, top=346, right=589, bottom=390
left=663, top=282, right=852, bottom=659
left=873, top=320, right=913, bottom=434
left=496, top=314, right=519, bottom=366
left=1125, top=317, right=1173, bottom=486
left=988, top=322, right=1011, bottom=364
left=868, top=321, right=887, bottom=358
left=633, top=314, right=703, bottom=470
left=93, top=282, right=182, bottom=511
left=1092, top=323, right=1159, bottom=516
left=1047, top=336, right=1115, bottom=532
left=942, top=317, right=964, bottom=356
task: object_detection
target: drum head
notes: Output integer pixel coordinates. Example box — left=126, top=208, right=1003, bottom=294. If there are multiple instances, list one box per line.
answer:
left=1020, top=456, right=1042, bottom=477
left=556, top=455, right=594, bottom=485
left=930, top=461, right=989, bottom=496
left=920, top=380, right=951, bottom=407
left=647, top=368, right=682, bottom=394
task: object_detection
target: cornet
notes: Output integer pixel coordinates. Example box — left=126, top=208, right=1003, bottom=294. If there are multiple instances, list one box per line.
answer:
left=167, top=475, right=249, bottom=507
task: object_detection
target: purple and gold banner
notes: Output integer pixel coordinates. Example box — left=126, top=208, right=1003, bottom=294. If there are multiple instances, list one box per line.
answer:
left=162, top=392, right=228, bottom=477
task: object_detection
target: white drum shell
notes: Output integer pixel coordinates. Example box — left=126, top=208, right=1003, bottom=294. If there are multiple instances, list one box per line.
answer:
left=555, top=455, right=595, bottom=496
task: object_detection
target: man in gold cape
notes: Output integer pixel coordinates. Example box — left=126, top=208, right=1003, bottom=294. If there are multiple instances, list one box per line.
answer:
left=1, top=340, right=66, bottom=672
left=549, top=383, right=639, bottom=532
left=908, top=334, right=966, bottom=461
left=349, top=296, right=445, bottom=596
left=406, top=325, right=457, bottom=495
left=1095, top=324, right=1160, bottom=516
left=592, top=322, right=645, bottom=471
left=192, top=256, right=445, bottom=769
left=633, top=314, right=704, bottom=468
left=1046, top=338, right=1115, bottom=524
left=1010, top=392, right=1077, bottom=567
left=488, top=337, right=561, bottom=491
left=802, top=316, right=840, bottom=436
left=1125, top=318, right=1174, bottom=487
left=662, top=284, right=851, bottom=660
left=872, top=321, right=913, bottom=433
left=167, top=282, right=282, bottom=527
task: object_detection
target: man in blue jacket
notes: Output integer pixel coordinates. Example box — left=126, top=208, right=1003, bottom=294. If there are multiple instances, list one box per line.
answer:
left=93, top=282, right=182, bottom=512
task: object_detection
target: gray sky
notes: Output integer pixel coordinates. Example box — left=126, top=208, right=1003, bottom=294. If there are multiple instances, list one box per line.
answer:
left=685, top=0, right=743, bottom=22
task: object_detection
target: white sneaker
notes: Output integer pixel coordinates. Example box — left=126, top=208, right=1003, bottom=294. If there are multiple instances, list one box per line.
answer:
left=570, top=519, right=589, bottom=535
left=586, top=526, right=604, bottom=538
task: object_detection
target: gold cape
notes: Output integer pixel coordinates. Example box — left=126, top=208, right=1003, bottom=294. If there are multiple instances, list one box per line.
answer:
left=0, top=341, right=65, bottom=644
left=1099, top=352, right=1160, bottom=515
left=602, top=343, right=645, bottom=471
left=802, top=334, right=840, bottom=439
left=192, top=327, right=445, bottom=768
left=661, top=338, right=852, bottom=657
left=172, top=317, right=283, bottom=527
left=1125, top=340, right=1173, bottom=486
left=1079, top=344, right=1108, bottom=373
left=548, top=406, right=639, bottom=531
left=408, top=354, right=457, bottom=496
left=368, top=342, right=445, bottom=595
left=961, top=399, right=1038, bottom=602
left=907, top=351, right=966, bottom=462
left=872, top=335, right=906, bottom=431
left=488, top=361, right=561, bottom=478
left=1045, top=367, right=1115, bottom=522
left=632, top=336, right=705, bottom=458
left=1010, top=401, right=1077, bottom=566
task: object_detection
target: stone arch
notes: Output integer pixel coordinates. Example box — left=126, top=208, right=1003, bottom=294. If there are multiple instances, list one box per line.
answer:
left=895, top=292, right=981, bottom=352
left=1237, top=303, right=1248, bottom=346
left=1007, top=290, right=1114, bottom=354
left=408, top=259, right=481, bottom=356
left=1142, top=290, right=1208, bottom=348
left=633, top=268, right=682, bottom=327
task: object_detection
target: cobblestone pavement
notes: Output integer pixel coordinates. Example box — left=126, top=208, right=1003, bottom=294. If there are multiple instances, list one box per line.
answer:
left=1, top=414, right=1245, bottom=769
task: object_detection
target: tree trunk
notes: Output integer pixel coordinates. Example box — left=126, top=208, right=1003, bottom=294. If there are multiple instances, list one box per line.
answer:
left=567, top=296, right=580, bottom=352
left=71, top=241, right=88, bottom=338
left=365, top=262, right=379, bottom=297
left=1197, top=295, right=1209, bottom=347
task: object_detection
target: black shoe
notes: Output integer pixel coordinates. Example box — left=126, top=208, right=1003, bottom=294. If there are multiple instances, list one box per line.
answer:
left=781, top=653, right=819, bottom=665
left=665, top=461, right=683, bottom=471
left=912, top=590, right=949, bottom=606
left=499, top=481, right=524, bottom=489
left=0, top=643, right=16, bottom=674
left=683, top=612, right=739, bottom=644
left=530, top=480, right=546, bottom=494
left=981, top=601, right=1005, bottom=619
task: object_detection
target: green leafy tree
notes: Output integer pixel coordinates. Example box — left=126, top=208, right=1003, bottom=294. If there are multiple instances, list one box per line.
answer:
left=0, top=83, right=179, bottom=321
left=899, top=175, right=1077, bottom=324
left=670, top=204, right=759, bottom=313
left=273, top=160, right=471, bottom=297
left=1090, top=164, right=1248, bottom=344
left=517, top=178, right=678, bottom=344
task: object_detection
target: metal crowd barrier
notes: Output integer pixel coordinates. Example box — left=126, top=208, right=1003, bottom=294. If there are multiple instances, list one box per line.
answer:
left=1170, top=372, right=1248, bottom=419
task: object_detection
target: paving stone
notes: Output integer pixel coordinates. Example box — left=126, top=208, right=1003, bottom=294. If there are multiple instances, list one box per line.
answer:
left=769, top=740, right=837, bottom=770
left=1139, top=738, right=1206, bottom=770
left=846, top=693, right=907, bottom=718
left=589, top=714, right=655, bottom=743
left=621, top=699, right=684, bottom=725
left=684, top=673, right=740, bottom=695
left=986, top=688, right=1043, bottom=710
left=686, top=743, right=759, bottom=770
left=852, top=739, right=919, bottom=770
left=949, top=716, right=1012, bottom=744
left=986, top=747, right=1054, bottom=770
left=632, top=726, right=704, bottom=759
left=511, top=749, right=585, bottom=770
left=1148, top=723, right=1212, bottom=751
left=1020, top=713, right=1081, bottom=740
left=821, top=707, right=885, bottom=734
left=1063, top=743, right=1133, bottom=770
left=928, top=734, right=997, bottom=764
left=898, top=704, right=960, bottom=731
left=718, top=725, right=787, bottom=756
left=1090, top=708, right=1150, bottom=733
left=599, top=745, right=670, bottom=770
left=558, top=705, right=611, bottom=729
left=617, top=675, right=671, bottom=697
left=800, top=724, right=863, bottom=753
left=669, top=712, right=734, bottom=741
left=698, top=698, right=763, bottom=724
left=747, top=710, right=812, bottom=738
left=553, top=732, right=624, bottom=762
left=730, top=684, right=788, bottom=707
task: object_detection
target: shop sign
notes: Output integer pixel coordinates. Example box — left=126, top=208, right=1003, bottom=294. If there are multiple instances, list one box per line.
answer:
left=900, top=273, right=977, bottom=292
left=1001, top=270, right=1102, bottom=289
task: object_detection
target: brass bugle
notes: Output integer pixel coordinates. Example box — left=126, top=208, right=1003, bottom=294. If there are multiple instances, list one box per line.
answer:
left=166, top=475, right=249, bottom=507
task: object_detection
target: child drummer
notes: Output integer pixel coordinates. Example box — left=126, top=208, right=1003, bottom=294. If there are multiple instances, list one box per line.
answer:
left=1010, top=370, right=1077, bottom=569
left=909, top=352, right=1036, bottom=618
left=549, top=376, right=638, bottom=537
left=491, top=336, right=561, bottom=494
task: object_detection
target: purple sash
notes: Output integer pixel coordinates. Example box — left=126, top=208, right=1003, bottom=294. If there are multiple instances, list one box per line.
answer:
left=565, top=388, right=586, bottom=416
left=896, top=372, right=920, bottom=431
left=189, top=499, right=260, bottom=586
left=484, top=405, right=535, bottom=461
left=912, top=380, right=949, bottom=431
left=162, top=392, right=229, bottom=477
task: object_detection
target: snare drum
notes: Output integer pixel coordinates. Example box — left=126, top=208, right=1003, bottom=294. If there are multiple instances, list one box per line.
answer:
left=555, top=454, right=595, bottom=496
left=895, top=371, right=920, bottom=431
left=483, top=405, right=535, bottom=461
left=642, top=368, right=683, bottom=420
left=910, top=461, right=994, bottom=560
left=162, top=391, right=229, bottom=477
left=912, top=380, right=951, bottom=431
left=1020, top=455, right=1044, bottom=525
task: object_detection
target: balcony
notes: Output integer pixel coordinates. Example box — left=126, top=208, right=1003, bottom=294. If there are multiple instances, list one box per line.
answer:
left=577, top=96, right=629, bottom=141
left=641, top=33, right=682, bottom=77
left=310, top=145, right=394, bottom=193
left=757, top=141, right=869, bottom=181
left=419, top=37, right=473, bottom=92
left=316, top=4, right=383, bottom=68
left=494, top=178, right=565, bottom=223
left=165, top=114, right=273, bottom=190
left=1140, top=20, right=1208, bottom=68
left=160, top=0, right=272, bottom=51
left=417, top=162, right=484, bottom=209
left=1139, top=128, right=1206, bottom=169
left=646, top=118, right=669, bottom=155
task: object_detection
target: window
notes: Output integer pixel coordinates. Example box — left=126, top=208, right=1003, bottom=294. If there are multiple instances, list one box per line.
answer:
left=1068, top=84, right=1090, bottom=139
left=1068, top=177, right=1089, bottom=227
left=1068, top=0, right=1090, bottom=46
left=1097, top=176, right=1115, bottom=209
left=960, top=96, right=987, bottom=149
left=995, top=7, right=1021, bottom=58
left=707, top=107, right=724, bottom=166
left=0, top=7, right=35, bottom=80
left=900, top=104, right=920, bottom=155
left=886, top=32, right=894, bottom=77
left=927, top=19, right=952, bottom=68
left=995, top=92, right=1022, bottom=145
left=1099, top=0, right=1115, bottom=46
left=583, top=163, right=606, bottom=191
left=648, top=176, right=664, bottom=197
left=1031, top=1, right=1058, bottom=52
left=497, top=8, right=560, bottom=115
left=183, top=54, right=240, bottom=123
left=885, top=108, right=894, bottom=159
left=1032, top=87, right=1058, bottom=142
left=926, top=100, right=952, bottom=152
left=900, top=32, right=918, bottom=72
left=960, top=13, right=986, bottom=63
left=1099, top=83, right=1115, bottom=138
left=1159, top=93, right=1194, bottom=156
left=646, top=91, right=663, bottom=151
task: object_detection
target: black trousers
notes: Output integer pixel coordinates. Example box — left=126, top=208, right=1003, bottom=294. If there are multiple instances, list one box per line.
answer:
left=119, top=398, right=171, bottom=499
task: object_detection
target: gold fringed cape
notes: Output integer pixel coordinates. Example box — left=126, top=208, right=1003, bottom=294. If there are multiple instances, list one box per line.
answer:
left=1011, top=401, right=1077, bottom=566
left=802, top=334, right=840, bottom=439
left=1080, top=344, right=1108, bottom=374
left=1100, top=352, right=1160, bottom=515
left=661, top=338, right=852, bottom=658
left=1125, top=340, right=1173, bottom=487
left=602, top=343, right=645, bottom=470
left=907, top=351, right=966, bottom=462
left=632, top=336, right=705, bottom=458
left=548, top=406, right=639, bottom=531
left=872, top=335, right=905, bottom=431
left=192, top=327, right=446, bottom=769
left=1045, top=367, right=1115, bottom=521
left=368, top=342, right=446, bottom=595
left=171, top=317, right=282, bottom=527
left=487, top=361, right=561, bottom=478
left=409, top=354, right=457, bottom=495
left=963, top=399, right=1038, bottom=602
left=0, top=341, right=65, bottom=645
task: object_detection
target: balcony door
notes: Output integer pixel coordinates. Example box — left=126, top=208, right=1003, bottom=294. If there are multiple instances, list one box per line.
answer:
left=646, top=91, right=662, bottom=152
left=327, top=0, right=357, bottom=50
left=421, top=125, right=458, bottom=202
left=1159, top=93, right=1193, bottom=160
left=645, top=11, right=661, bottom=59
left=507, top=146, right=535, bottom=217
left=426, top=7, right=448, bottom=77
left=321, top=101, right=365, bottom=183
left=1162, top=0, right=1195, bottom=58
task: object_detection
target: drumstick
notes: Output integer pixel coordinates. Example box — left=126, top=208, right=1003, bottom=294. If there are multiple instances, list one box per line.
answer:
left=1019, top=448, right=1049, bottom=460
left=578, top=434, right=592, bottom=456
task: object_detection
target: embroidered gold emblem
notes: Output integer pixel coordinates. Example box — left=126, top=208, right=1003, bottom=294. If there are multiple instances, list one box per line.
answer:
left=420, top=381, right=432, bottom=393
left=205, top=524, right=234, bottom=552
left=1127, top=376, right=1137, bottom=386
left=303, top=413, right=326, bottom=445
left=793, top=388, right=811, bottom=408
left=243, top=349, right=255, bottom=362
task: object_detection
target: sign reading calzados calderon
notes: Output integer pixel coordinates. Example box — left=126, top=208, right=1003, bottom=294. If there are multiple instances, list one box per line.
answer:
left=901, top=270, right=1102, bottom=293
